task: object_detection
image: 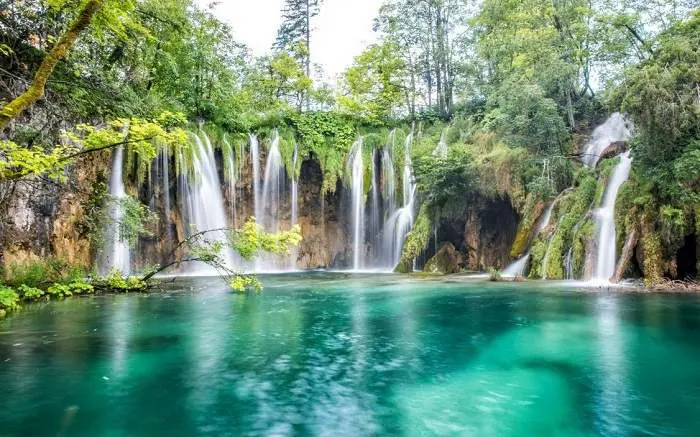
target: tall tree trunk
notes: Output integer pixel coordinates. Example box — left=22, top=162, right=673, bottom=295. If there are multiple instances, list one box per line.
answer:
left=0, top=0, right=105, bottom=130
left=434, top=2, right=446, bottom=118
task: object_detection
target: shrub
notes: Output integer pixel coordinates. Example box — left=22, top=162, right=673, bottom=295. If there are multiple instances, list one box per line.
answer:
left=17, top=284, right=45, bottom=300
left=46, top=283, right=73, bottom=298
left=0, top=285, right=20, bottom=311
left=229, top=275, right=263, bottom=293
left=93, top=271, right=148, bottom=292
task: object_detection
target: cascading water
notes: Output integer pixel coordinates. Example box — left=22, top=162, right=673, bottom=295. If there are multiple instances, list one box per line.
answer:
left=177, top=131, right=234, bottom=273
left=291, top=142, right=299, bottom=226
left=260, top=132, right=285, bottom=233
left=368, top=148, right=381, bottom=252
left=589, top=151, right=633, bottom=284
left=433, top=127, right=449, bottom=158
left=100, top=145, right=131, bottom=274
left=256, top=131, right=293, bottom=272
left=378, top=131, right=416, bottom=270
left=503, top=191, right=567, bottom=278
left=382, top=130, right=397, bottom=216
left=347, top=138, right=365, bottom=270
left=582, top=113, right=632, bottom=168
left=223, top=136, right=238, bottom=228
left=503, top=253, right=530, bottom=278
left=288, top=143, right=300, bottom=270
left=249, top=134, right=262, bottom=222
left=160, top=148, right=173, bottom=244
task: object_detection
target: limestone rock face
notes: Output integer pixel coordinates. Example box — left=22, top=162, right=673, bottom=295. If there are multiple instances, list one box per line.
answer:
left=425, top=242, right=464, bottom=274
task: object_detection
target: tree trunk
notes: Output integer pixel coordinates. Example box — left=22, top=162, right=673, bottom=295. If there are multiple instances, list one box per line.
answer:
left=0, top=0, right=105, bottom=130
left=611, top=228, right=639, bottom=283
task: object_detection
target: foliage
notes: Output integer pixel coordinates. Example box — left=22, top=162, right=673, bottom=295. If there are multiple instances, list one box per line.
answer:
left=229, top=219, right=303, bottom=261
left=414, top=145, right=479, bottom=216
left=3, top=258, right=87, bottom=289
left=94, top=271, right=148, bottom=291
left=0, top=285, right=20, bottom=312
left=45, top=280, right=94, bottom=298
left=229, top=275, right=263, bottom=293
left=17, top=284, right=45, bottom=300
left=338, top=42, right=406, bottom=122
left=610, top=10, right=700, bottom=208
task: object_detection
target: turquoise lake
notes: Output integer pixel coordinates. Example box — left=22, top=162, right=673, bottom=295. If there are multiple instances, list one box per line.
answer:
left=2, top=273, right=700, bottom=436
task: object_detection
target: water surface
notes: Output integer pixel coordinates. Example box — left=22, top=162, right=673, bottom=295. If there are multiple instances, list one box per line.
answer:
left=2, top=273, right=700, bottom=436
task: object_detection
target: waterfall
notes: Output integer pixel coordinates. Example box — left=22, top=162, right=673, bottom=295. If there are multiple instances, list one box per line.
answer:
left=160, top=148, right=173, bottom=244
left=503, top=190, right=568, bottom=278
left=100, top=145, right=131, bottom=275
left=582, top=113, right=632, bottom=168
left=250, top=134, right=261, bottom=223
left=433, top=127, right=449, bottom=158
left=503, top=253, right=530, bottom=278
left=288, top=143, right=299, bottom=270
left=378, top=131, right=416, bottom=270
left=564, top=247, right=575, bottom=280
left=382, top=130, right=397, bottom=216
left=589, top=151, right=633, bottom=284
left=177, top=131, right=234, bottom=273
left=368, top=147, right=381, bottom=255
left=257, top=131, right=292, bottom=272
left=347, top=138, right=365, bottom=270
left=223, top=136, right=237, bottom=228
left=291, top=142, right=299, bottom=226
left=260, top=132, right=285, bottom=233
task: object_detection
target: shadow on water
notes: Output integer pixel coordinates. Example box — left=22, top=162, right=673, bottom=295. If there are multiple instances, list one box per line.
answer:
left=2, top=273, right=700, bottom=436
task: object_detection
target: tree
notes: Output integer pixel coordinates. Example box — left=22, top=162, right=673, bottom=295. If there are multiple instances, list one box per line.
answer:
left=337, top=42, right=406, bottom=121
left=611, top=9, right=700, bottom=206
left=274, top=0, right=321, bottom=109
left=0, top=0, right=106, bottom=129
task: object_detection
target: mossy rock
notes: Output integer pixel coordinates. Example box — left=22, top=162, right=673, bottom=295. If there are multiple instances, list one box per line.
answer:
left=424, top=242, right=464, bottom=274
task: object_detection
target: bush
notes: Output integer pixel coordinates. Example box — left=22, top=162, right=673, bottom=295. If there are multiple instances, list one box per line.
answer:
left=0, top=285, right=20, bottom=312
left=46, top=283, right=73, bottom=298
left=17, top=284, right=45, bottom=300
left=93, top=271, right=148, bottom=292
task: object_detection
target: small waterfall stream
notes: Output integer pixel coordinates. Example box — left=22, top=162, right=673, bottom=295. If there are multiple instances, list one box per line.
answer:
left=590, top=151, right=633, bottom=284
left=433, top=127, right=449, bottom=158
left=250, top=134, right=262, bottom=223
left=379, top=131, right=416, bottom=269
left=100, top=145, right=131, bottom=274
left=582, top=113, right=632, bottom=168
left=347, top=138, right=365, bottom=270
left=223, top=136, right=238, bottom=228
left=260, top=132, right=284, bottom=233
left=177, top=132, right=234, bottom=273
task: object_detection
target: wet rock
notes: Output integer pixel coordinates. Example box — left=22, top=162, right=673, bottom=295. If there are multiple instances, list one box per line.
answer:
left=424, top=242, right=464, bottom=274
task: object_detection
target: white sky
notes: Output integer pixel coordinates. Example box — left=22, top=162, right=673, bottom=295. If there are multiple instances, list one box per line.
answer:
left=198, top=0, right=382, bottom=81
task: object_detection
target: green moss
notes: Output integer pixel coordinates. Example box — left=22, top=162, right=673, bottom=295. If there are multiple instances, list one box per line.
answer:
left=570, top=216, right=594, bottom=279
left=510, top=194, right=542, bottom=257
left=528, top=238, right=548, bottom=279
left=395, top=205, right=431, bottom=273
left=538, top=173, right=597, bottom=279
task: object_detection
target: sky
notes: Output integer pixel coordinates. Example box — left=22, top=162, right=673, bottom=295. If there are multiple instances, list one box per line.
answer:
left=198, top=0, right=383, bottom=82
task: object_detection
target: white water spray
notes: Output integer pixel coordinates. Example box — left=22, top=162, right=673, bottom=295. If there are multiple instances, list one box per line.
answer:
left=582, top=113, right=632, bottom=168
left=347, top=138, right=365, bottom=270
left=100, top=145, right=131, bottom=274
left=177, top=132, right=234, bottom=273
left=589, top=151, right=632, bottom=284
